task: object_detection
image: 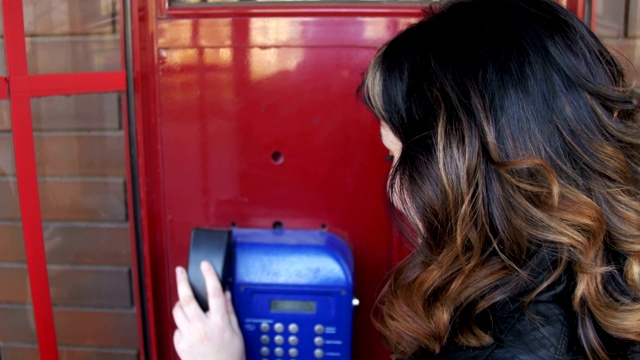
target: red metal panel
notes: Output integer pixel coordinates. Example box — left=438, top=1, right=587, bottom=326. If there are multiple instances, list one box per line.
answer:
left=133, top=4, right=421, bottom=358
left=2, top=0, right=60, bottom=358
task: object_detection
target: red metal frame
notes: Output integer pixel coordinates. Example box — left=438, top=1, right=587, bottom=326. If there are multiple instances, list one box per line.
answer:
left=3, top=1, right=129, bottom=359
left=130, top=0, right=162, bottom=357
left=3, top=1, right=59, bottom=357
left=132, top=0, right=593, bottom=359
left=118, top=0, right=153, bottom=360
left=165, top=4, right=424, bottom=18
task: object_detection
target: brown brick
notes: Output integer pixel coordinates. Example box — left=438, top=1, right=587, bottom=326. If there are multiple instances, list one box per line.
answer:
left=0, top=133, right=15, bottom=175
left=39, top=179, right=127, bottom=221
left=0, top=99, right=12, bottom=131
left=26, top=36, right=121, bottom=75
left=0, top=305, right=36, bottom=343
left=0, top=265, right=132, bottom=308
left=22, top=0, right=119, bottom=37
left=48, top=266, right=132, bottom=308
left=31, top=93, right=122, bottom=131
left=0, top=224, right=131, bottom=266
left=0, top=179, right=19, bottom=220
left=0, top=306, right=138, bottom=348
left=0, top=224, right=26, bottom=263
left=0, top=266, right=29, bottom=304
left=55, top=308, right=139, bottom=348
left=0, top=179, right=126, bottom=222
left=0, top=133, right=126, bottom=176
left=35, top=134, right=126, bottom=177
left=1, top=346, right=138, bottom=360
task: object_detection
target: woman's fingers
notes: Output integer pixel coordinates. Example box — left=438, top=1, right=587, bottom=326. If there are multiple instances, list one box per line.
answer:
left=176, top=266, right=207, bottom=322
left=201, top=261, right=227, bottom=322
left=173, top=328, right=183, bottom=345
left=173, top=302, right=191, bottom=333
left=225, top=291, right=241, bottom=333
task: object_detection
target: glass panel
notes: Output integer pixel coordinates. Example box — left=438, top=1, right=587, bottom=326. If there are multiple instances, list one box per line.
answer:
left=595, top=0, right=640, bottom=89
left=630, top=0, right=639, bottom=38
left=23, top=0, right=121, bottom=74
left=32, top=93, right=139, bottom=358
left=0, top=100, right=40, bottom=359
left=594, top=0, right=626, bottom=38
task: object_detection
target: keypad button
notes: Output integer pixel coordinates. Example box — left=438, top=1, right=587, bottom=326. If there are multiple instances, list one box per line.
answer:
left=289, top=348, right=299, bottom=357
left=274, top=322, right=285, bottom=333
left=260, top=323, right=270, bottom=332
left=260, top=335, right=270, bottom=344
left=314, top=336, right=324, bottom=346
left=274, top=347, right=284, bottom=357
left=288, top=323, right=299, bottom=334
left=274, top=335, right=284, bottom=345
left=314, top=349, right=324, bottom=358
left=314, top=324, right=325, bottom=334
left=260, top=347, right=270, bottom=356
left=288, top=335, right=299, bottom=346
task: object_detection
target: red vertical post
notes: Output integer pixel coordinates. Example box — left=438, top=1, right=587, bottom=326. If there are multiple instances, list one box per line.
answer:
left=2, top=1, right=60, bottom=359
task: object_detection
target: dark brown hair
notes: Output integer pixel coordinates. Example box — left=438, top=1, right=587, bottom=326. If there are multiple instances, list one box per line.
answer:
left=361, top=0, right=640, bottom=359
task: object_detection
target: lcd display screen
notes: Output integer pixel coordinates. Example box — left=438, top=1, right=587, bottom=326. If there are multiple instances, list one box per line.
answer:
left=270, top=299, right=317, bottom=314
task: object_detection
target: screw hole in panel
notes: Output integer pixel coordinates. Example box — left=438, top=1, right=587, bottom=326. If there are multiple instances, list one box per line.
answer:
left=271, top=151, right=284, bottom=165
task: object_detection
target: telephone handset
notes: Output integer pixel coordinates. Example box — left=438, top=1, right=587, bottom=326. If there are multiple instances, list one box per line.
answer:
left=187, top=228, right=233, bottom=312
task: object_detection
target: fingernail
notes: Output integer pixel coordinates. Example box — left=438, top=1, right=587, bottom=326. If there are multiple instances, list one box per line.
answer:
left=176, top=266, right=185, bottom=276
left=225, top=291, right=232, bottom=301
left=201, top=261, right=211, bottom=271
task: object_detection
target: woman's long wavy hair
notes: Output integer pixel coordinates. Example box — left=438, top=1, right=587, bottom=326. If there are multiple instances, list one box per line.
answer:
left=360, top=0, right=640, bottom=359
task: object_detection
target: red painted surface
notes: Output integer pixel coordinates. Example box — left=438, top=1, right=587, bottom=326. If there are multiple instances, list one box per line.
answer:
left=132, top=3, right=422, bottom=359
left=134, top=2, right=589, bottom=359
left=3, top=0, right=60, bottom=358
left=9, top=72, right=126, bottom=98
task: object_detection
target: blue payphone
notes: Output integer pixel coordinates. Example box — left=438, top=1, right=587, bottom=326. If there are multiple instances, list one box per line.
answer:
left=188, top=228, right=356, bottom=359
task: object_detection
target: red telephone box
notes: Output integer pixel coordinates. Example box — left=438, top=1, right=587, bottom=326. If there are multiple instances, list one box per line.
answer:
left=130, top=0, right=595, bottom=359
left=0, top=0, right=595, bottom=359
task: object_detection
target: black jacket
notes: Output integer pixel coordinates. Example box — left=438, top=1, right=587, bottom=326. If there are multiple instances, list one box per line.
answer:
left=412, top=277, right=640, bottom=359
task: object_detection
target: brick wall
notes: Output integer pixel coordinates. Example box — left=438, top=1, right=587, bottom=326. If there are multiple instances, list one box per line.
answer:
left=0, top=1, right=137, bottom=359
left=598, top=0, right=640, bottom=88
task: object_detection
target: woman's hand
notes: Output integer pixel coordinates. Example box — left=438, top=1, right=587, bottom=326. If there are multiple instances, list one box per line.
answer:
left=172, top=261, right=245, bottom=360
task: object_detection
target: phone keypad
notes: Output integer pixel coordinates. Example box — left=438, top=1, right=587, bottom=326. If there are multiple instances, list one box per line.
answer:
left=258, top=322, right=323, bottom=358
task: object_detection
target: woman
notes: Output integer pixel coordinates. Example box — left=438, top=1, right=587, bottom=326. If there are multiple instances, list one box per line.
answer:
left=172, top=0, right=640, bottom=358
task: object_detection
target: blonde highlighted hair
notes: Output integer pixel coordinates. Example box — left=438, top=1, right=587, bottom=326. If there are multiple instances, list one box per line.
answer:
left=360, top=0, right=640, bottom=359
